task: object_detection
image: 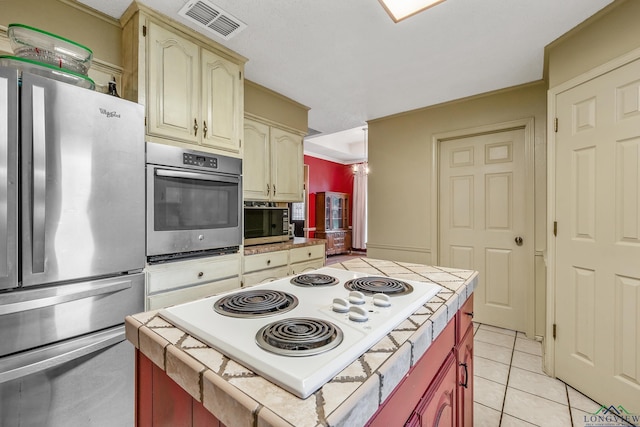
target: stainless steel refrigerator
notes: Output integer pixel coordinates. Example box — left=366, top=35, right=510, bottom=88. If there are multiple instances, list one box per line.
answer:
left=0, top=67, right=145, bottom=426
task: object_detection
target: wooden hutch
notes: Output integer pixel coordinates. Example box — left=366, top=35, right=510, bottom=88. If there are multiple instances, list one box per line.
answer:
left=315, top=191, right=351, bottom=255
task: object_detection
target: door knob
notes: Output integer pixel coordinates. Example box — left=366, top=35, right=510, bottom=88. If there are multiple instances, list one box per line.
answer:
left=515, top=236, right=523, bottom=246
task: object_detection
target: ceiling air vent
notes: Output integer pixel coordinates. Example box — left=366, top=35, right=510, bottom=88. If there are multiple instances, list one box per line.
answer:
left=178, top=0, right=247, bottom=40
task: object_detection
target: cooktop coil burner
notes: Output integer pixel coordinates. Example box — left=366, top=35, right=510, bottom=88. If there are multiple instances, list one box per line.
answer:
left=290, top=273, right=339, bottom=287
left=344, top=276, right=414, bottom=295
left=213, top=289, right=298, bottom=318
left=256, top=317, right=344, bottom=357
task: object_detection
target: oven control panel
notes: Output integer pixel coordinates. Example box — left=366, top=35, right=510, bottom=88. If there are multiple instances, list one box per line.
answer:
left=183, top=153, right=218, bottom=168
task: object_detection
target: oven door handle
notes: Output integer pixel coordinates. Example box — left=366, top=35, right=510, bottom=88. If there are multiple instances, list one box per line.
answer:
left=0, top=326, right=125, bottom=384
left=155, top=168, right=239, bottom=184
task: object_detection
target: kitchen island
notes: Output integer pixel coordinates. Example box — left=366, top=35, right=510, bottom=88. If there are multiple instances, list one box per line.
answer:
left=125, top=258, right=477, bottom=426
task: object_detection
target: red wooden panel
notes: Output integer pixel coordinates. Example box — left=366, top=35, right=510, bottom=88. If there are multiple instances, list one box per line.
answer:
left=457, top=325, right=474, bottom=427
left=366, top=319, right=456, bottom=426
left=152, top=362, right=193, bottom=427
left=457, top=295, right=474, bottom=343
left=416, top=353, right=457, bottom=427
left=193, top=399, right=220, bottom=427
left=136, top=351, right=154, bottom=427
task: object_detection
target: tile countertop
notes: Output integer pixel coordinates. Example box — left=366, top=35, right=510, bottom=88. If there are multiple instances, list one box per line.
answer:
left=125, top=258, right=478, bottom=427
left=243, top=237, right=326, bottom=256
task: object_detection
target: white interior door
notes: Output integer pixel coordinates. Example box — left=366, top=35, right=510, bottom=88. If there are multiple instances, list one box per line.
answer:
left=554, top=57, right=640, bottom=413
left=440, top=129, right=532, bottom=333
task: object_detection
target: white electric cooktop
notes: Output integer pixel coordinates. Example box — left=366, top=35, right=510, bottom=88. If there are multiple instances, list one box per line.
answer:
left=159, top=267, right=442, bottom=398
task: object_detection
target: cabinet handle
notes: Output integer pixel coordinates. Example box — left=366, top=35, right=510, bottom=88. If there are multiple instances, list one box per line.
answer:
left=203, top=120, right=208, bottom=138
left=464, top=311, right=474, bottom=318
left=308, top=252, right=311, bottom=258
left=194, top=118, right=198, bottom=136
left=459, top=362, right=468, bottom=388
left=197, top=271, right=204, bottom=278
left=267, top=184, right=270, bottom=195
left=273, top=185, right=276, bottom=196
left=267, top=259, right=271, bottom=265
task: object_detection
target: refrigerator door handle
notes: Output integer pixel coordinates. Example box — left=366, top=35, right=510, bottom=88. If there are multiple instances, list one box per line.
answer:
left=0, top=326, right=125, bottom=384
left=31, top=86, right=47, bottom=273
left=0, top=74, right=9, bottom=275
left=0, top=279, right=132, bottom=316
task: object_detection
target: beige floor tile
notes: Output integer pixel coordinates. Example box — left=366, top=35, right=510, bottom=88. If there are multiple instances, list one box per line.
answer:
left=479, top=323, right=517, bottom=337
left=473, top=402, right=501, bottom=427
left=511, top=350, right=544, bottom=375
left=474, top=356, right=510, bottom=385
left=474, top=340, right=513, bottom=365
left=474, top=329, right=516, bottom=349
left=500, top=413, right=537, bottom=426
left=507, top=367, right=568, bottom=405
left=566, top=385, right=601, bottom=413
left=503, top=387, right=571, bottom=427
left=514, top=337, right=542, bottom=356
left=474, top=376, right=506, bottom=412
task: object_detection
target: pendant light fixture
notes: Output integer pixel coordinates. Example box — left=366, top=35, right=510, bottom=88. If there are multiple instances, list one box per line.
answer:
left=353, top=127, right=369, bottom=175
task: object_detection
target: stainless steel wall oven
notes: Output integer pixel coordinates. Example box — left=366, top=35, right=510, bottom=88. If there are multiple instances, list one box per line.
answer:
left=146, top=143, right=242, bottom=263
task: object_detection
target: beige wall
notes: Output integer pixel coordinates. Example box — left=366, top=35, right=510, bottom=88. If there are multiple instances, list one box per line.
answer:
left=546, top=0, right=640, bottom=88
left=244, top=80, right=309, bottom=134
left=0, top=0, right=122, bottom=66
left=367, top=82, right=547, bottom=258
left=367, top=81, right=547, bottom=335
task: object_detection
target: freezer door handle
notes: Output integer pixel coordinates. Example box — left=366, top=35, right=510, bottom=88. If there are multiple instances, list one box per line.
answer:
left=0, top=326, right=125, bottom=384
left=0, top=279, right=132, bottom=316
left=31, top=86, right=47, bottom=273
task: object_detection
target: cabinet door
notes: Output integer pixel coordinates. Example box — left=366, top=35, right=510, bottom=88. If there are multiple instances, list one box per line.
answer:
left=457, top=326, right=474, bottom=427
left=416, top=353, right=457, bottom=427
left=244, top=119, right=271, bottom=200
left=147, top=22, right=199, bottom=144
left=270, top=127, right=303, bottom=202
left=201, top=49, right=241, bottom=153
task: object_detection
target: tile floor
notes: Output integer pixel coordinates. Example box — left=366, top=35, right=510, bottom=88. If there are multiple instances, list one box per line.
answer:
left=472, top=323, right=634, bottom=427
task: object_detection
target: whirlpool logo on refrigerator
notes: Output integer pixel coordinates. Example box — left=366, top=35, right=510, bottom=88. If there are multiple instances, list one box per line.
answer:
left=99, top=108, right=121, bottom=118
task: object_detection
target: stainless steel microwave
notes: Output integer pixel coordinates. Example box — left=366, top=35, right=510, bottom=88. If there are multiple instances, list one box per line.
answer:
left=244, top=206, right=290, bottom=246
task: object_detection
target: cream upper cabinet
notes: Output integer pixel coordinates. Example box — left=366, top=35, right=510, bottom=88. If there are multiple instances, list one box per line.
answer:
left=121, top=5, right=245, bottom=156
left=244, top=119, right=271, bottom=200
left=201, top=50, right=242, bottom=153
left=244, top=117, right=304, bottom=202
left=147, top=22, right=200, bottom=144
left=270, top=127, right=304, bottom=202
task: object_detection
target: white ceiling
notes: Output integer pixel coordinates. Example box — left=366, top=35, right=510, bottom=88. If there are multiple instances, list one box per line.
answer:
left=78, top=0, right=613, bottom=163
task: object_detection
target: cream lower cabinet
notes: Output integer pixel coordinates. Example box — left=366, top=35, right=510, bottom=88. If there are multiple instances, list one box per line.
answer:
left=289, top=245, right=325, bottom=274
left=145, top=253, right=241, bottom=310
left=121, top=4, right=245, bottom=156
left=242, top=244, right=325, bottom=286
left=244, top=117, right=304, bottom=202
left=242, top=250, right=290, bottom=287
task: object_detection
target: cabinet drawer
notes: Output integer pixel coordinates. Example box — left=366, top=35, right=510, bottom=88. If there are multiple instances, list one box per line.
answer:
left=146, top=254, right=240, bottom=294
left=290, top=259, right=325, bottom=275
left=146, top=277, right=240, bottom=310
left=243, top=266, right=290, bottom=287
left=243, top=251, right=288, bottom=274
left=290, top=244, right=325, bottom=264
